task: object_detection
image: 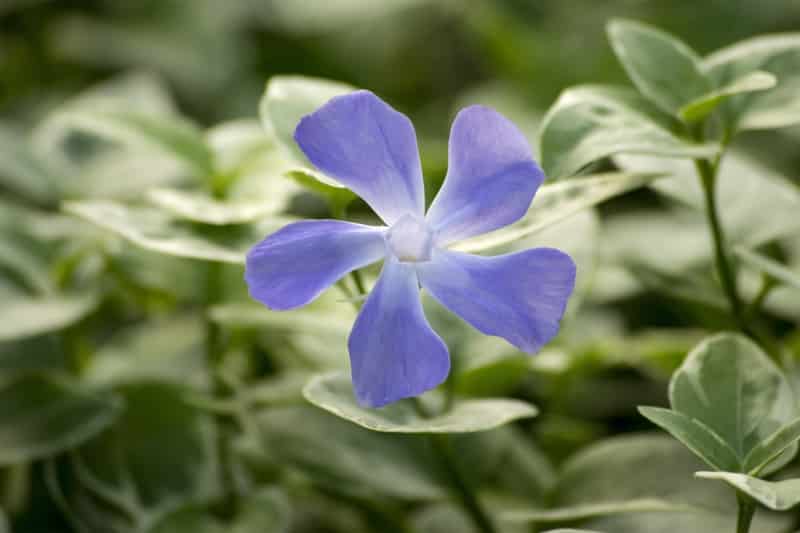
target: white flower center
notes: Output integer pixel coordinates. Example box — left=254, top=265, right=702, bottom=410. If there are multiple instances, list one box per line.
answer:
left=387, top=214, right=434, bottom=263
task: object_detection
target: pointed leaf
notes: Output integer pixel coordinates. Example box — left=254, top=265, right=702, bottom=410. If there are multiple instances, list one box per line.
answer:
left=147, top=188, right=286, bottom=225
left=697, top=471, right=800, bottom=511
left=704, top=34, right=800, bottom=130
left=451, top=172, right=660, bottom=253
left=678, top=71, right=776, bottom=123
left=0, top=293, right=99, bottom=342
left=0, top=373, right=122, bottom=464
left=503, top=499, right=695, bottom=524
left=735, top=247, right=800, bottom=291
left=745, top=417, right=800, bottom=475
left=303, top=372, right=537, bottom=433
left=638, top=406, right=741, bottom=471
left=607, top=19, right=710, bottom=116
left=539, top=85, right=717, bottom=179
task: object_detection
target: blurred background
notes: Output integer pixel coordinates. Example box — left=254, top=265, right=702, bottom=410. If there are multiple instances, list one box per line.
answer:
left=2, top=1, right=800, bottom=532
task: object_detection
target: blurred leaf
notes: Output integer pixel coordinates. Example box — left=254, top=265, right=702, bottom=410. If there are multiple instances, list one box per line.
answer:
left=696, top=471, right=800, bottom=511
left=735, top=247, right=800, bottom=291
left=679, top=71, right=776, bottom=123
left=147, top=188, right=286, bottom=225
left=451, top=173, right=660, bottom=253
left=260, top=75, right=355, bottom=186
left=285, top=168, right=356, bottom=216
left=638, top=407, right=740, bottom=471
left=304, top=372, right=537, bottom=433
left=48, top=382, right=221, bottom=532
left=539, top=85, right=717, bottom=178
left=0, top=292, right=99, bottom=342
left=0, top=373, right=122, bottom=465
left=64, top=200, right=264, bottom=264
left=607, top=19, right=710, bottom=116
left=704, top=34, right=800, bottom=131
left=616, top=152, right=800, bottom=247
left=255, top=405, right=446, bottom=500
left=50, top=110, right=213, bottom=177
left=0, top=124, right=58, bottom=206
left=0, top=238, right=53, bottom=294
left=503, top=499, right=695, bottom=524
left=744, top=417, right=800, bottom=476
left=209, top=302, right=353, bottom=337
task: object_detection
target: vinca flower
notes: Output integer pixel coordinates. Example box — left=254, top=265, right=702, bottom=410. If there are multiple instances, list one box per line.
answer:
left=246, top=91, right=576, bottom=407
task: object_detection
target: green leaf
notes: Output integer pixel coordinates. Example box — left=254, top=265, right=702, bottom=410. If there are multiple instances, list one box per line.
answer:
left=503, top=499, right=695, bottom=524
left=669, top=333, right=797, bottom=471
left=696, top=471, right=800, bottom=511
left=734, top=247, right=800, bottom=291
left=64, top=200, right=275, bottom=264
left=0, top=373, right=122, bottom=465
left=0, top=124, right=58, bottom=206
left=0, top=292, right=99, bottom=342
left=49, top=110, right=214, bottom=176
left=285, top=168, right=356, bottom=216
left=47, top=382, right=221, bottom=532
left=539, top=85, right=717, bottom=179
left=678, top=71, right=777, bottom=123
left=607, top=19, right=710, bottom=116
left=451, top=172, right=660, bottom=253
left=146, top=188, right=286, bottom=225
left=255, top=405, right=446, bottom=500
left=704, top=34, right=800, bottom=131
left=209, top=302, right=352, bottom=337
left=260, top=75, right=355, bottom=177
left=744, top=417, right=800, bottom=475
left=303, top=372, right=538, bottom=433
left=638, top=407, right=741, bottom=471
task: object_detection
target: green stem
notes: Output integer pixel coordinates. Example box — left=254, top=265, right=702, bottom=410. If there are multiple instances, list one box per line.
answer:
left=694, top=158, right=745, bottom=331
left=746, top=275, right=776, bottom=319
left=735, top=492, right=756, bottom=533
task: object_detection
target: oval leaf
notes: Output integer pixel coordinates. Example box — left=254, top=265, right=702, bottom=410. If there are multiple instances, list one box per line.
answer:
left=744, top=417, right=800, bottom=475
left=669, top=333, right=796, bottom=469
left=607, top=19, right=710, bottom=116
left=0, top=293, right=99, bottom=343
left=539, top=85, right=717, bottom=179
left=303, top=372, right=537, bottom=433
left=147, top=188, right=286, bottom=225
left=0, top=373, right=122, bottom=464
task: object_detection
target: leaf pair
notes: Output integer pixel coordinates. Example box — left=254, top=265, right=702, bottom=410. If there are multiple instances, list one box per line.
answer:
left=541, top=20, right=800, bottom=178
left=641, top=333, right=800, bottom=511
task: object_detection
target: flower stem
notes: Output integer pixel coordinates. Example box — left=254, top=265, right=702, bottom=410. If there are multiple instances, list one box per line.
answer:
left=736, top=492, right=756, bottom=533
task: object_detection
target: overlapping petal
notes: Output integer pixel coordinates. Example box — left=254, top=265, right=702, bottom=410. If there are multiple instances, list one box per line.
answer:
left=417, top=248, right=575, bottom=353
left=426, top=106, right=544, bottom=245
left=348, top=257, right=450, bottom=407
left=294, top=90, right=425, bottom=225
left=245, top=220, right=386, bottom=310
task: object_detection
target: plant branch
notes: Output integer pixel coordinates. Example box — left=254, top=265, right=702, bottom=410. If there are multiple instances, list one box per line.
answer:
left=735, top=492, right=756, bottom=533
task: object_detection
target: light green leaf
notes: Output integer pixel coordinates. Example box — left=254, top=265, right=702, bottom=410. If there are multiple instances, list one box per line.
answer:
left=48, top=110, right=214, bottom=177
left=735, top=247, right=800, bottom=291
left=539, top=85, right=717, bottom=178
left=451, top=172, right=660, bottom=253
left=744, top=417, right=800, bottom=476
left=209, top=302, right=353, bottom=337
left=303, top=372, right=537, bottom=433
left=0, top=124, right=58, bottom=205
left=0, top=373, right=122, bottom=465
left=64, top=200, right=267, bottom=264
left=697, top=471, right=800, bottom=511
left=255, top=405, right=446, bottom=500
left=0, top=293, right=99, bottom=342
left=285, top=168, right=356, bottom=215
left=669, top=333, right=796, bottom=471
left=638, top=407, right=741, bottom=471
left=260, top=75, right=355, bottom=179
left=679, top=71, right=777, bottom=123
left=704, top=34, right=800, bottom=130
left=607, top=19, right=710, bottom=116
left=146, top=188, right=284, bottom=225
left=503, top=499, right=695, bottom=523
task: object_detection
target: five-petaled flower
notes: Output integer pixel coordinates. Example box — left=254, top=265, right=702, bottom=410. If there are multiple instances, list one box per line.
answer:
left=246, top=91, right=576, bottom=407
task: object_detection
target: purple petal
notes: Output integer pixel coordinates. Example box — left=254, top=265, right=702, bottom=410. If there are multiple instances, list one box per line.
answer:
left=417, top=248, right=575, bottom=353
left=294, top=91, right=425, bottom=225
left=246, top=220, right=385, bottom=310
left=349, top=257, right=450, bottom=407
left=426, top=106, right=544, bottom=245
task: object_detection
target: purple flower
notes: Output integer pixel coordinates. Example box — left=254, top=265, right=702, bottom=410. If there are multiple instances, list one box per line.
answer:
left=246, top=91, right=576, bottom=407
